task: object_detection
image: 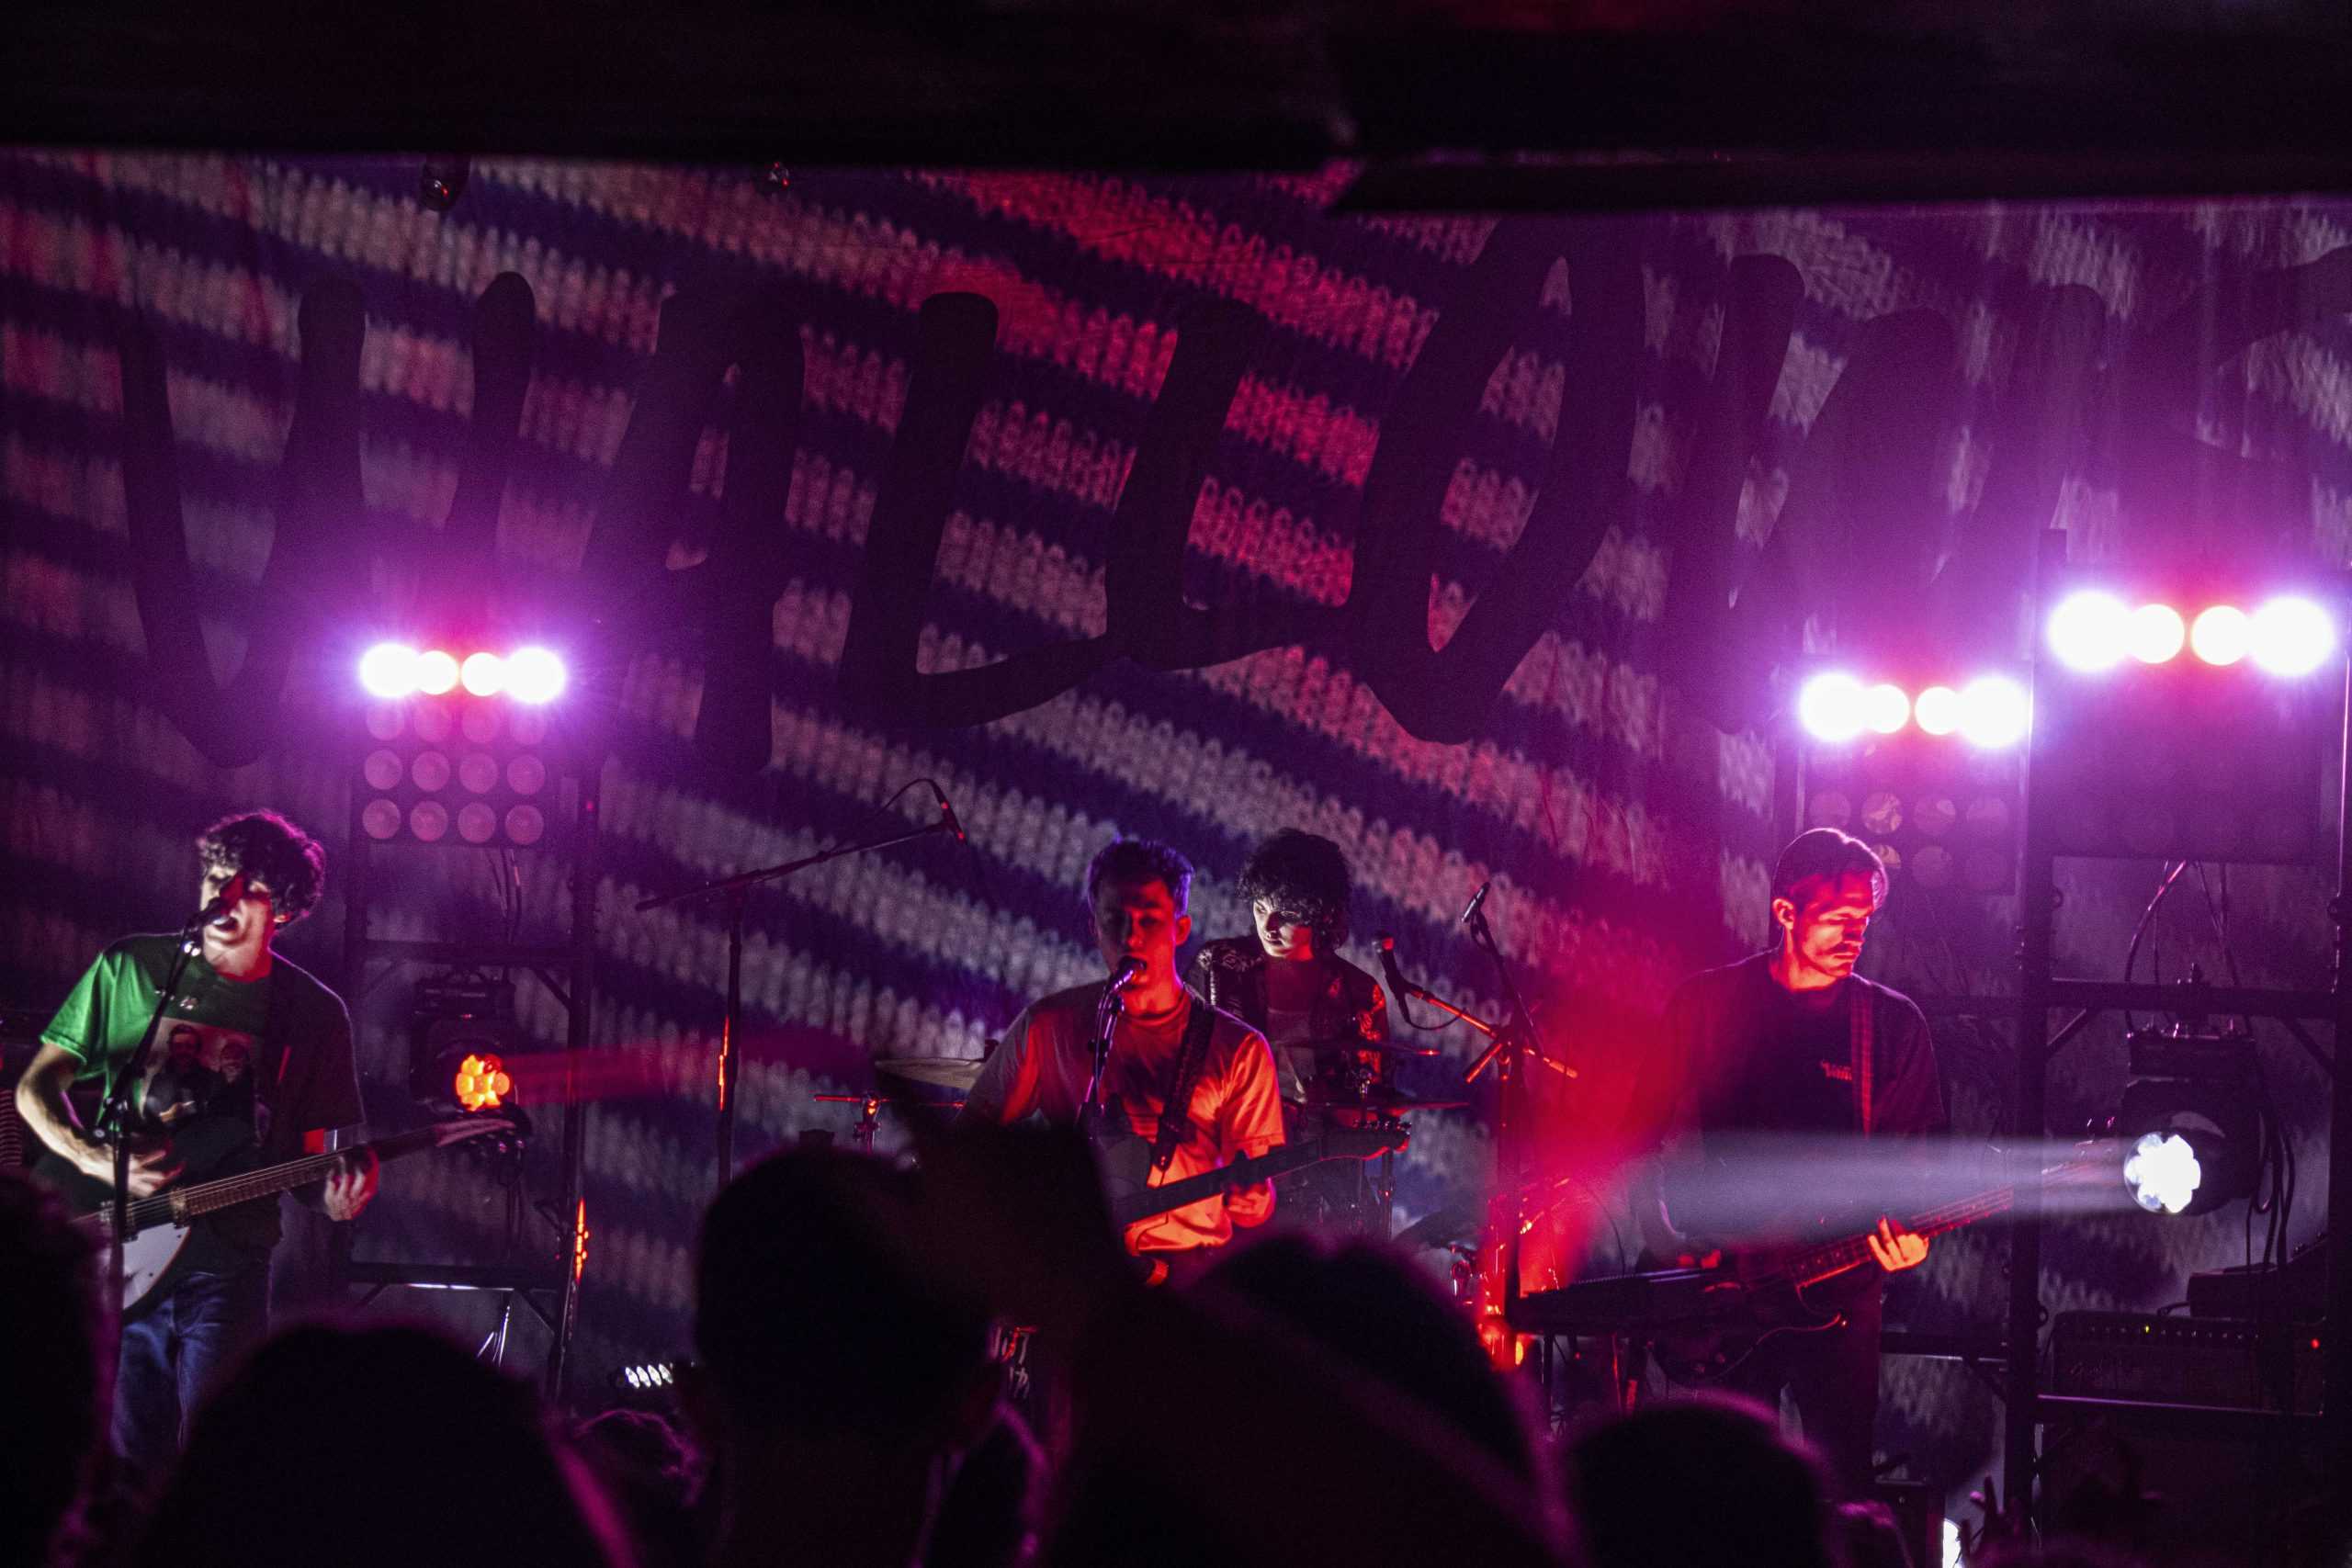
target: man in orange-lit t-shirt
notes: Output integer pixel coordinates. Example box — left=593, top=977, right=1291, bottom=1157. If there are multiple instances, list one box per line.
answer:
left=964, top=838, right=1284, bottom=1267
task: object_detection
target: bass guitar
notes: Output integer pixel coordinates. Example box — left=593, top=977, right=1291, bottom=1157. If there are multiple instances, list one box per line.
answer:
left=40, top=1117, right=511, bottom=1311
left=1652, top=1152, right=2108, bottom=1383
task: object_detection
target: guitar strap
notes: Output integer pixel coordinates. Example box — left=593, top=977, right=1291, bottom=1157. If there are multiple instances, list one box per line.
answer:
left=1850, top=980, right=1875, bottom=1137
left=1148, top=993, right=1216, bottom=1177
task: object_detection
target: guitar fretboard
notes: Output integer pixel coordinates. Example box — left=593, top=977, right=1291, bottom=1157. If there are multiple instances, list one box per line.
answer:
left=101, top=1123, right=463, bottom=1235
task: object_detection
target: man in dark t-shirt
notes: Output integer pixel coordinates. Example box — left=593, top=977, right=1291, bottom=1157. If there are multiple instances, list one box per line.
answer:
left=1645, top=828, right=1944, bottom=1495
left=16, top=810, right=375, bottom=1473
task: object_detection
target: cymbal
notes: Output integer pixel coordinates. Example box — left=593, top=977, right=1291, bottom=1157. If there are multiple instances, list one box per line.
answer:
left=871, top=1057, right=985, bottom=1092
left=812, top=1092, right=965, bottom=1108
left=1287, top=1087, right=1469, bottom=1113
left=1275, top=1034, right=1442, bottom=1059
left=1393, top=1203, right=1480, bottom=1250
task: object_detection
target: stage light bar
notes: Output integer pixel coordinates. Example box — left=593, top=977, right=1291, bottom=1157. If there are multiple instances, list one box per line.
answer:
left=356, top=645, right=569, bottom=702
left=1798, top=674, right=2023, bottom=748
left=2050, top=591, right=2336, bottom=676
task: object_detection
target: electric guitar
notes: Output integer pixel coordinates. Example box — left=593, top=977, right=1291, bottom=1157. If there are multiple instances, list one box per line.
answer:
left=1652, top=1153, right=2108, bottom=1383
left=1104, top=1123, right=1408, bottom=1230
left=39, top=1117, right=511, bottom=1311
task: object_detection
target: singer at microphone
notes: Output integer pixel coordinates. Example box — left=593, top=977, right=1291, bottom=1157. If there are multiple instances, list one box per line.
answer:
left=956, top=837, right=1288, bottom=1258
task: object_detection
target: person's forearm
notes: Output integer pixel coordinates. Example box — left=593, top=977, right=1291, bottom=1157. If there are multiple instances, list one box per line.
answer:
left=16, top=1058, right=103, bottom=1175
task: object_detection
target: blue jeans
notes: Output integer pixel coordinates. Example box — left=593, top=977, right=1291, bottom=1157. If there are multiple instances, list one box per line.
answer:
left=112, top=1267, right=270, bottom=1475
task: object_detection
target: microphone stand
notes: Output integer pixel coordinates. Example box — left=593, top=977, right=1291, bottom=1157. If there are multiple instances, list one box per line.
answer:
left=94, top=908, right=212, bottom=1309
left=1383, top=908, right=1575, bottom=1364
left=1079, top=981, right=1126, bottom=1141
left=636, top=814, right=958, bottom=1190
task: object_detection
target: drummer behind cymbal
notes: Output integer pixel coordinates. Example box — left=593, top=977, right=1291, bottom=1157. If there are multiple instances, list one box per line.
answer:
left=960, top=839, right=1283, bottom=1262
left=1182, top=829, right=1392, bottom=1105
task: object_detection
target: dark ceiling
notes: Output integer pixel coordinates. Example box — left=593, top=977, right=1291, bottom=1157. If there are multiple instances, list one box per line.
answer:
left=13, top=2, right=2352, bottom=207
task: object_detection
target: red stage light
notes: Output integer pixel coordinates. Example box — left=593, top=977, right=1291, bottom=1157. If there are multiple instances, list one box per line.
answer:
left=453, top=1052, right=512, bottom=1111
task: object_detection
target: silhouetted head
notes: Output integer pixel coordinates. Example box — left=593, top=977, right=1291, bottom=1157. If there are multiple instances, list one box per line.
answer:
left=0, top=1170, right=102, bottom=1566
left=1566, top=1394, right=1835, bottom=1568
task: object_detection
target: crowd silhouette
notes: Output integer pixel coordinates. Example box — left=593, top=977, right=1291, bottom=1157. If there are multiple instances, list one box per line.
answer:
left=0, top=1122, right=2292, bottom=1568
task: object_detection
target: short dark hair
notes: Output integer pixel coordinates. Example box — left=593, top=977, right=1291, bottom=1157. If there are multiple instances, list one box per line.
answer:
left=197, top=810, right=326, bottom=923
left=1084, top=838, right=1193, bottom=914
left=1235, top=829, right=1354, bottom=950
left=1770, top=828, right=1886, bottom=913
left=695, top=1148, right=991, bottom=1439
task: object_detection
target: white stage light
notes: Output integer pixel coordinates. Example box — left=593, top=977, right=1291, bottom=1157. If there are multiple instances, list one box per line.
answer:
left=1958, top=676, right=2030, bottom=749
left=2048, top=591, right=2130, bottom=672
left=505, top=646, right=568, bottom=704
left=2189, top=604, right=2250, bottom=666
left=459, top=651, right=507, bottom=697
left=1797, top=672, right=1867, bottom=743
left=1861, top=682, right=1910, bottom=735
left=2250, top=596, right=2335, bottom=676
left=1913, top=685, right=1962, bottom=737
left=2123, top=1131, right=2201, bottom=1216
left=414, top=649, right=460, bottom=695
left=2125, top=603, right=2185, bottom=665
left=358, top=642, right=421, bottom=699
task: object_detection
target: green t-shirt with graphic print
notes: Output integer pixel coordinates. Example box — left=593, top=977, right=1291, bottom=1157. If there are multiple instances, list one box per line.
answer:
left=41, top=934, right=364, bottom=1275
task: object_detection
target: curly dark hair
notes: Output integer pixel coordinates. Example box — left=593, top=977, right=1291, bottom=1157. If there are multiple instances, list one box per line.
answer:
left=1235, top=829, right=1352, bottom=950
left=197, top=810, right=327, bottom=923
left=1084, top=837, right=1194, bottom=913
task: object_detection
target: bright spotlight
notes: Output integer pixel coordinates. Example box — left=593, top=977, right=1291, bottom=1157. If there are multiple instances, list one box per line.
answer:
left=2249, top=595, right=2336, bottom=677
left=505, top=646, right=568, bottom=705
left=459, top=651, right=507, bottom=697
left=415, top=649, right=460, bottom=695
left=2125, top=603, right=2186, bottom=665
left=358, top=642, right=421, bottom=699
left=1958, top=676, right=2030, bottom=749
left=453, top=1052, right=513, bottom=1112
left=2123, top=1131, right=2200, bottom=1216
left=1797, top=672, right=1867, bottom=743
left=1861, top=682, right=1910, bottom=735
left=1913, top=685, right=1962, bottom=737
left=2048, top=591, right=2130, bottom=672
left=2189, top=604, right=2250, bottom=666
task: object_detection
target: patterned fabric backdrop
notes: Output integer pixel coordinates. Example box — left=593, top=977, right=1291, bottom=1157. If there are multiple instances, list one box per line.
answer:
left=5, top=152, right=2348, bottom=1500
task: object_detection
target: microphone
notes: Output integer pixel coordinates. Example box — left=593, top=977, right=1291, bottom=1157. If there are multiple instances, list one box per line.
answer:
left=1111, top=954, right=1146, bottom=987
left=1376, top=932, right=1410, bottom=1003
left=1458, top=881, right=1491, bottom=927
left=928, top=783, right=967, bottom=844
left=192, top=872, right=247, bottom=929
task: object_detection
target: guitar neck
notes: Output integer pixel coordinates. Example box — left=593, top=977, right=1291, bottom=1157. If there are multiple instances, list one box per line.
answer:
left=1112, top=1137, right=1381, bottom=1227
left=117, top=1123, right=453, bottom=1233
left=1789, top=1185, right=2017, bottom=1288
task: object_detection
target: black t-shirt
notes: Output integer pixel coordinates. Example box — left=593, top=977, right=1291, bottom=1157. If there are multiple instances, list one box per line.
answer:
left=1653, top=953, right=1944, bottom=1242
